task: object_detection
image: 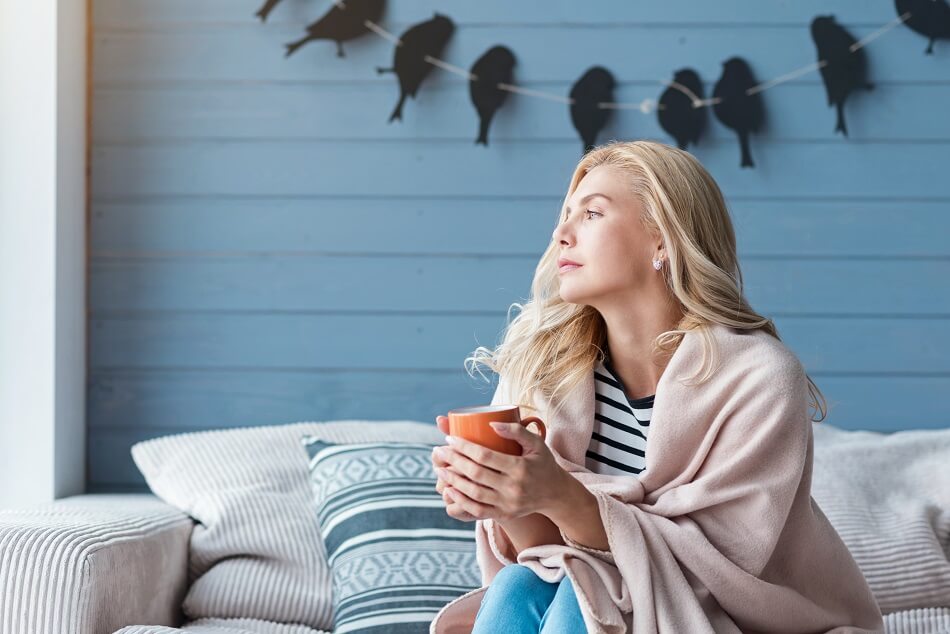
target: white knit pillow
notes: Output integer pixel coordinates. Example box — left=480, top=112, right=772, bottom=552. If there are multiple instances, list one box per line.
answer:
left=810, top=423, right=950, bottom=613
left=131, top=420, right=445, bottom=631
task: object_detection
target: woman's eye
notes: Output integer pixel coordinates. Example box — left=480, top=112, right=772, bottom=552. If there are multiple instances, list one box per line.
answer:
left=585, top=209, right=602, bottom=218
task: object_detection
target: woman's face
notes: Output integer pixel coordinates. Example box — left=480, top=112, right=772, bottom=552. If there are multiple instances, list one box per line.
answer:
left=552, top=164, right=662, bottom=308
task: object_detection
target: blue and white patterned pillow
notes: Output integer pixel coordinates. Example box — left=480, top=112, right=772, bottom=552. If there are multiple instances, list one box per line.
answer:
left=301, top=438, right=481, bottom=634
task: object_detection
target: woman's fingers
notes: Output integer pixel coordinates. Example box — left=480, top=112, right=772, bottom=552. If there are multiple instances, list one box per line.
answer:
left=432, top=447, right=487, bottom=501
left=433, top=438, right=485, bottom=522
left=438, top=447, right=504, bottom=490
left=443, top=488, right=477, bottom=521
left=431, top=447, right=451, bottom=469
left=445, top=486, right=495, bottom=519
left=435, top=415, right=450, bottom=435
left=446, top=502, right=476, bottom=522
left=437, top=466, right=495, bottom=505
left=436, top=469, right=468, bottom=494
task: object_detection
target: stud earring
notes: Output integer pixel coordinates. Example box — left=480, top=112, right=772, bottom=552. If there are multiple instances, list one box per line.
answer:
left=652, top=258, right=663, bottom=270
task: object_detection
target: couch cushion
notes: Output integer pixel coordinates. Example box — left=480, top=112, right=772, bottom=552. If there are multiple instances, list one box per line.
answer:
left=810, top=423, right=950, bottom=613
left=114, top=618, right=330, bottom=634
left=302, top=438, right=481, bottom=633
left=131, top=421, right=445, bottom=631
left=113, top=608, right=950, bottom=634
left=1, top=494, right=192, bottom=634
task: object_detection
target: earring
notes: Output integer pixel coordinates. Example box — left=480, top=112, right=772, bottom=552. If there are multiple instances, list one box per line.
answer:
left=652, top=258, right=663, bottom=270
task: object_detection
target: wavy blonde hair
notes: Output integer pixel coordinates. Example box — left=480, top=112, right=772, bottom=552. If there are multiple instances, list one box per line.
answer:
left=465, top=139, right=827, bottom=423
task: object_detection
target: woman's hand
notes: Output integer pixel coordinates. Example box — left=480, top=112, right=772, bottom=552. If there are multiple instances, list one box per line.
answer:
left=432, top=416, right=477, bottom=521
left=431, top=416, right=569, bottom=523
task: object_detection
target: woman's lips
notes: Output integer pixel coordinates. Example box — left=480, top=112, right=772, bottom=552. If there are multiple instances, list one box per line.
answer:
left=558, top=264, right=582, bottom=274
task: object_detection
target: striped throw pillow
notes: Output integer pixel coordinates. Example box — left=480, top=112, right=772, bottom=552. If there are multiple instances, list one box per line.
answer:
left=131, top=420, right=448, bottom=630
left=302, top=438, right=481, bottom=634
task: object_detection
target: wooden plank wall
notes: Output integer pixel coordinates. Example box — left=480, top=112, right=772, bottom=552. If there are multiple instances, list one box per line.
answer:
left=88, top=0, right=950, bottom=492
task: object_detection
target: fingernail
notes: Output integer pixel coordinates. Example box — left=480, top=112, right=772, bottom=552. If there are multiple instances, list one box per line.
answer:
left=445, top=435, right=458, bottom=445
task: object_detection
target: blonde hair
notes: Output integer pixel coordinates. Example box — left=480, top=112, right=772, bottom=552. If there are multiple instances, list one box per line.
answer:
left=465, top=139, right=827, bottom=423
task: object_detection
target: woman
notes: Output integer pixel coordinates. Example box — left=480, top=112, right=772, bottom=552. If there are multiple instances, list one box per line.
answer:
left=428, top=140, right=884, bottom=633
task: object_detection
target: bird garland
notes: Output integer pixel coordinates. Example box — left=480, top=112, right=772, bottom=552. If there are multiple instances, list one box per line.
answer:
left=375, top=13, right=455, bottom=123
left=469, top=46, right=516, bottom=146
left=570, top=67, right=617, bottom=155
left=284, top=0, right=385, bottom=58
left=261, top=1, right=947, bottom=170
left=658, top=69, right=707, bottom=151
left=897, top=0, right=950, bottom=54
left=810, top=16, right=874, bottom=138
left=713, top=57, right=765, bottom=169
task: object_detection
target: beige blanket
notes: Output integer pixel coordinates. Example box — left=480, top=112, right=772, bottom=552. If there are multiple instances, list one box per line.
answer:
left=431, top=323, right=884, bottom=633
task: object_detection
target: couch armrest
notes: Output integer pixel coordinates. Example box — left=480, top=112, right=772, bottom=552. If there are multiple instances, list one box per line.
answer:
left=0, top=493, right=194, bottom=634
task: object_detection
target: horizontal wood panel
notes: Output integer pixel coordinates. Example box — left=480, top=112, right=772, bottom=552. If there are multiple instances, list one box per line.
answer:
left=89, top=312, right=507, bottom=369
left=92, top=25, right=948, bottom=85
left=91, top=82, right=950, bottom=143
left=90, top=198, right=950, bottom=257
left=88, top=256, right=950, bottom=314
left=88, top=315, right=947, bottom=372
left=91, top=141, right=950, bottom=199
left=86, top=0, right=950, bottom=495
left=88, top=368, right=493, bottom=430
left=93, top=1, right=910, bottom=27
left=90, top=197, right=558, bottom=255
left=86, top=370, right=950, bottom=432
left=86, top=371, right=947, bottom=490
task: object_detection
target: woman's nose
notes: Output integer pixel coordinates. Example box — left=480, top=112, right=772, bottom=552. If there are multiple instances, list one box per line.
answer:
left=552, top=221, right=573, bottom=246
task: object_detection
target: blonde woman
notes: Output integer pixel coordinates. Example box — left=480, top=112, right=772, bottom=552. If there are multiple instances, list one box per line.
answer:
left=429, top=140, right=883, bottom=633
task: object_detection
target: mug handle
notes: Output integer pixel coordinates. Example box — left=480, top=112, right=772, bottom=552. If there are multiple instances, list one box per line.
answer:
left=520, top=416, right=546, bottom=441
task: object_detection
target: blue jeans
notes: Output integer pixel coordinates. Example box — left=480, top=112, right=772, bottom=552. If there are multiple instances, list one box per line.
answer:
left=471, top=564, right=587, bottom=633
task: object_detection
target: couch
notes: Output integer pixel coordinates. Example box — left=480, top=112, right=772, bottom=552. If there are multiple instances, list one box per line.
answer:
left=2, top=421, right=950, bottom=634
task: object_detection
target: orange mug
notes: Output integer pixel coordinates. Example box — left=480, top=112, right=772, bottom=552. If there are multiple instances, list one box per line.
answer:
left=446, top=405, right=546, bottom=456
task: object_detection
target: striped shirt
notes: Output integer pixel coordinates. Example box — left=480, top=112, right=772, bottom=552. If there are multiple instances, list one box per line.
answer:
left=585, top=357, right=655, bottom=476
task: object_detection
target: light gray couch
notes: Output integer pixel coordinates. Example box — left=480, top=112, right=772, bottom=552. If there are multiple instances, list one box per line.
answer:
left=5, top=422, right=950, bottom=634
left=0, top=494, right=192, bottom=634
left=0, top=493, right=334, bottom=634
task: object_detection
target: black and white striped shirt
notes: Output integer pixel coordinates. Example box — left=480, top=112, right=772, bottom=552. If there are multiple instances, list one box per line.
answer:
left=585, top=357, right=655, bottom=476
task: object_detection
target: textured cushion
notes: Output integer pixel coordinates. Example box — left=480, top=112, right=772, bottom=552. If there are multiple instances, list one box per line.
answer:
left=0, top=493, right=192, bottom=634
left=302, top=438, right=481, bottom=634
left=111, top=608, right=950, bottom=634
left=882, top=607, right=950, bottom=633
left=810, top=423, right=950, bottom=613
left=114, top=619, right=329, bottom=634
left=131, top=421, right=445, bottom=630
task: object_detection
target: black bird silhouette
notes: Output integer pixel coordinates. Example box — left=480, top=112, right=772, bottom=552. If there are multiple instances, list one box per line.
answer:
left=712, top=57, right=765, bottom=169
left=658, top=68, right=707, bottom=150
left=469, top=46, right=516, bottom=146
left=569, top=66, right=616, bottom=154
left=811, top=16, right=874, bottom=137
left=254, top=0, right=283, bottom=22
left=284, top=0, right=386, bottom=59
left=377, top=13, right=455, bottom=123
left=896, top=0, right=950, bottom=54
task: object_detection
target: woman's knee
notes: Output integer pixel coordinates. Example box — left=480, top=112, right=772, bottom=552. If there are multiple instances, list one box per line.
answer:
left=490, top=564, right=547, bottom=592
left=473, top=565, right=559, bottom=633
left=539, top=575, right=586, bottom=632
left=555, top=575, right=580, bottom=605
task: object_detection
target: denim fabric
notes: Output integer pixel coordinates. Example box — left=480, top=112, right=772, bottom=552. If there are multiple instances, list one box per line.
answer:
left=471, top=564, right=587, bottom=633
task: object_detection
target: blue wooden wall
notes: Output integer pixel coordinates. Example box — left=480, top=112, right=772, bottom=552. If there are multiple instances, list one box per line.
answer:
left=87, top=0, right=950, bottom=492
